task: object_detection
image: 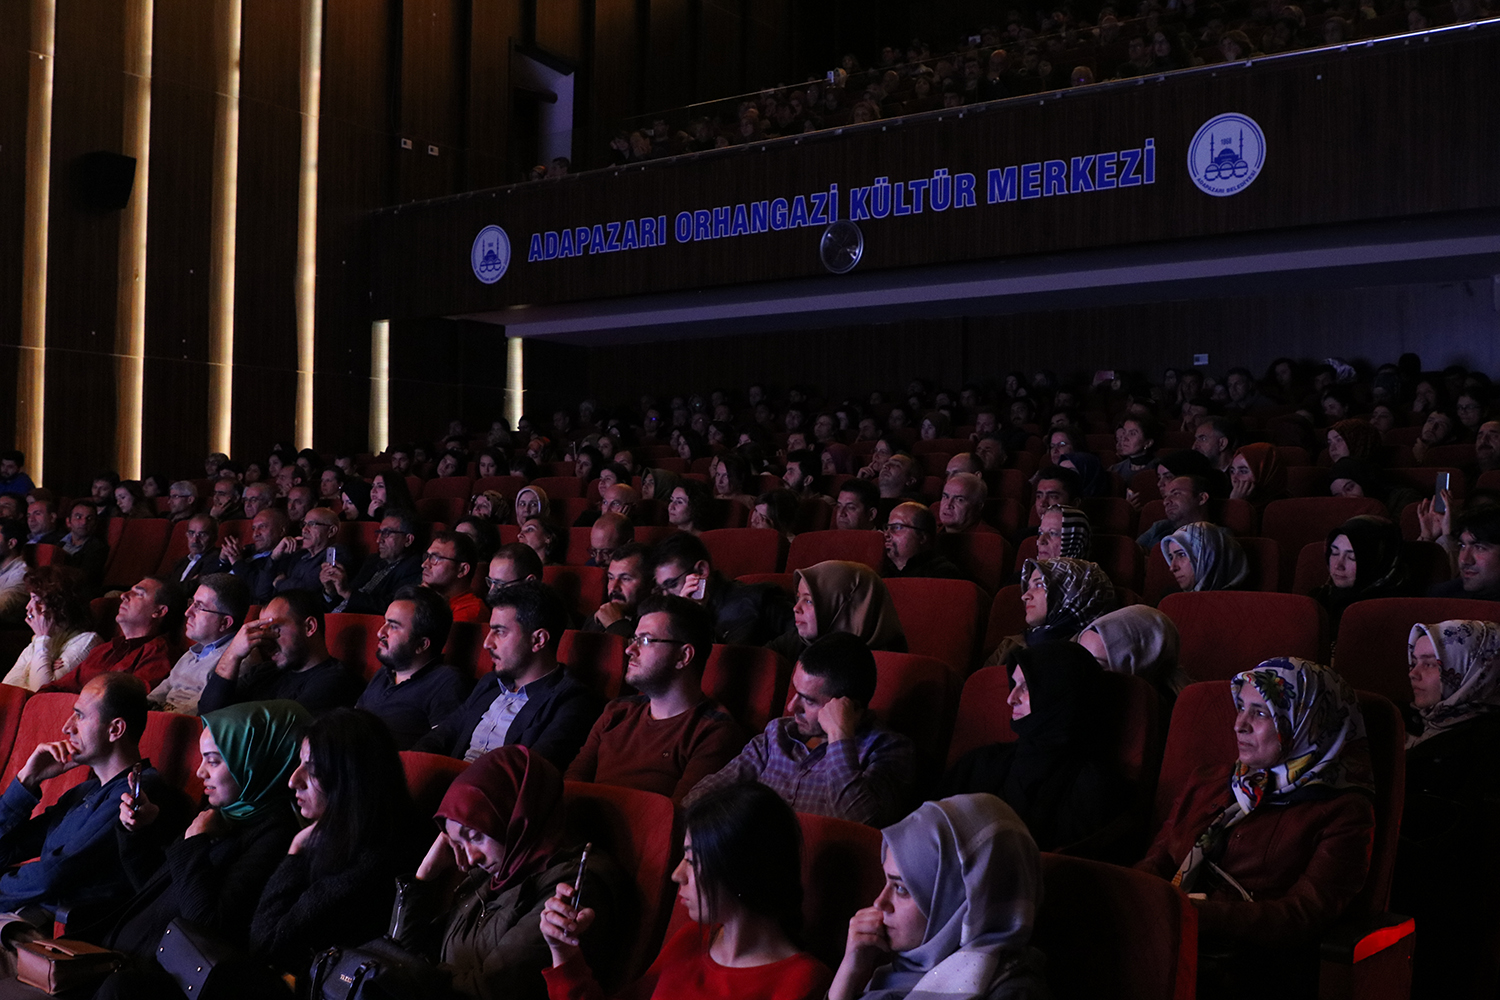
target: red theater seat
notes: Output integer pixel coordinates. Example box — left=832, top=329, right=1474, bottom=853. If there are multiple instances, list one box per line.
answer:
left=416, top=496, right=465, bottom=528
left=1158, top=591, right=1326, bottom=681
left=702, top=644, right=790, bottom=735
left=400, top=750, right=469, bottom=818
left=936, top=531, right=1013, bottom=595
left=559, top=629, right=628, bottom=700
left=543, top=565, right=606, bottom=620
left=474, top=475, right=527, bottom=498
left=735, top=572, right=795, bottom=597
left=947, top=664, right=1014, bottom=767
left=1136, top=498, right=1259, bottom=537
left=421, top=476, right=474, bottom=501
left=794, top=814, right=885, bottom=969
left=324, top=613, right=384, bottom=681
left=102, top=519, right=172, bottom=592
left=883, top=577, right=986, bottom=676
left=869, top=651, right=961, bottom=782
left=1262, top=497, right=1386, bottom=583
left=700, top=528, right=783, bottom=578
left=1142, top=536, right=1282, bottom=605
left=1331, top=596, right=1500, bottom=708
left=1079, top=496, right=1137, bottom=535
left=785, top=529, right=884, bottom=573
left=444, top=619, right=491, bottom=678
left=530, top=476, right=583, bottom=499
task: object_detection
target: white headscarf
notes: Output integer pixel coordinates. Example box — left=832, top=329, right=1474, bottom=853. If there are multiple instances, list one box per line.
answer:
left=1407, top=620, right=1500, bottom=748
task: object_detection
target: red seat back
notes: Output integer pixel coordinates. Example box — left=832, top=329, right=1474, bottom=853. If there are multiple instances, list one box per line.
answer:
left=563, top=782, right=678, bottom=984
left=1287, top=538, right=1448, bottom=597
left=947, top=664, right=1015, bottom=767
left=335, top=520, right=379, bottom=563
left=0, top=685, right=30, bottom=788
left=444, top=620, right=492, bottom=679
left=400, top=750, right=469, bottom=818
left=785, top=530, right=884, bottom=574
left=1261, top=497, right=1387, bottom=584
left=421, top=476, right=474, bottom=501
left=1138, top=498, right=1259, bottom=537
left=415, top=496, right=465, bottom=530
left=883, top=577, right=986, bottom=675
left=32, top=543, right=60, bottom=567
left=154, top=519, right=194, bottom=577
left=1079, top=496, right=1137, bottom=535
left=935, top=531, right=1013, bottom=595
left=1158, top=591, right=1326, bottom=682
left=700, top=528, right=783, bottom=579
left=869, top=651, right=961, bottom=782
left=2, top=694, right=91, bottom=811
left=530, top=476, right=583, bottom=499
left=324, top=613, right=384, bottom=681
left=1034, top=853, right=1197, bottom=1000
left=142, top=710, right=206, bottom=802
left=563, top=527, right=595, bottom=567
left=102, top=519, right=172, bottom=591
left=559, top=629, right=628, bottom=700
left=735, top=572, right=796, bottom=597
left=702, top=644, right=790, bottom=734
left=983, top=584, right=1026, bottom=658
left=474, top=475, right=527, bottom=499
left=543, top=565, right=606, bottom=620
left=1143, top=535, right=1281, bottom=605
left=1331, top=597, right=1500, bottom=708
left=795, top=813, right=885, bottom=969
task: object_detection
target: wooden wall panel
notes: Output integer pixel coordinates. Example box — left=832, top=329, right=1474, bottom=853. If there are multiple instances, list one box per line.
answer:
left=647, top=0, right=692, bottom=112
left=466, top=0, right=523, bottom=191
left=322, top=0, right=396, bottom=132
left=593, top=0, right=639, bottom=133
left=240, top=0, right=302, bottom=109
left=0, top=0, right=31, bottom=437
left=697, top=0, right=742, bottom=99
left=536, top=0, right=584, bottom=63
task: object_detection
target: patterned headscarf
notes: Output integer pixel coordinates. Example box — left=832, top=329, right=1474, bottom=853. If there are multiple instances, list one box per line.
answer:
left=1020, top=557, right=1116, bottom=644
left=435, top=745, right=565, bottom=893
left=1233, top=443, right=1288, bottom=506
left=1174, top=659, right=1373, bottom=892
left=1407, top=620, right=1500, bottom=747
left=1161, top=522, right=1248, bottom=592
left=1040, top=505, right=1092, bottom=560
left=1083, top=605, right=1189, bottom=696
left=863, top=794, right=1041, bottom=1000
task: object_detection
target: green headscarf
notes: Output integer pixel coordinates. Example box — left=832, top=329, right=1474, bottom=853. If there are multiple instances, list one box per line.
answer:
left=201, top=700, right=311, bottom=823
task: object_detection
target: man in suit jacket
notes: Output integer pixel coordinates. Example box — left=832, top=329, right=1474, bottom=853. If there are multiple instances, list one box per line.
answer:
left=412, top=579, right=603, bottom=771
left=169, top=514, right=228, bottom=585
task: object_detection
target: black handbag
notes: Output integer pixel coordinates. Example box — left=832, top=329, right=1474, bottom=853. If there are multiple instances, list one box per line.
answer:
left=307, top=877, right=450, bottom=1000
left=156, top=918, right=242, bottom=997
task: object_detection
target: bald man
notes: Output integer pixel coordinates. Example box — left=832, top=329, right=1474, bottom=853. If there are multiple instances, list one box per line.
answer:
left=587, top=512, right=634, bottom=567
left=936, top=473, right=997, bottom=534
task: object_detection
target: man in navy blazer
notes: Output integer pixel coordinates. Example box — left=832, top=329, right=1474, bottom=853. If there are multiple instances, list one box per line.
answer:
left=412, top=580, right=603, bottom=770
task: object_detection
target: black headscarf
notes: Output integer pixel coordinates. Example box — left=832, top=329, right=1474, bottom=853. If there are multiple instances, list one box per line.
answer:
left=1312, top=514, right=1409, bottom=634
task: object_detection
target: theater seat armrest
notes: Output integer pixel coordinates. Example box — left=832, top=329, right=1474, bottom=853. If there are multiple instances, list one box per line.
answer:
left=1319, top=911, right=1415, bottom=964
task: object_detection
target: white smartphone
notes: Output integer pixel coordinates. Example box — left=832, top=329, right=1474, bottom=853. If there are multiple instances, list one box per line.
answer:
left=1433, top=472, right=1450, bottom=514
left=325, top=546, right=338, bottom=565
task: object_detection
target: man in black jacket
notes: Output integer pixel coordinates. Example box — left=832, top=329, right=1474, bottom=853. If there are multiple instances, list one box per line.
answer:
left=413, top=580, right=603, bottom=769
left=324, top=511, right=424, bottom=614
left=650, top=531, right=792, bottom=646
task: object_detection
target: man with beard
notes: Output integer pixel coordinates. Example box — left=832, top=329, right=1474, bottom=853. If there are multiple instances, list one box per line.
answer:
left=355, top=586, right=470, bottom=749
left=683, top=631, right=914, bottom=826
left=565, top=595, right=745, bottom=804
left=584, top=542, right=649, bottom=637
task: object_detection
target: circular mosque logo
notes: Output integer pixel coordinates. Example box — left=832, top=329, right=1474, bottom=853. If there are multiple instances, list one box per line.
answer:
left=471, top=225, right=511, bottom=284
left=1187, top=113, right=1266, bottom=197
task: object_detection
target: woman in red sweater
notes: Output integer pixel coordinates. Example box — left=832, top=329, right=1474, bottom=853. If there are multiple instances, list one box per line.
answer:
left=539, top=782, right=832, bottom=1000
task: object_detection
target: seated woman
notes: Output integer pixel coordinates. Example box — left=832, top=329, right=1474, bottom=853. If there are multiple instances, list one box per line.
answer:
left=1228, top=443, right=1289, bottom=509
left=515, top=485, right=550, bottom=526
left=92, top=700, right=311, bottom=1000
left=540, top=781, right=832, bottom=1000
left=712, top=454, right=756, bottom=508
left=1395, top=620, right=1500, bottom=998
left=766, top=560, right=906, bottom=662
left=821, top=444, right=854, bottom=478
left=338, top=479, right=372, bottom=522
left=1161, top=522, right=1248, bottom=593
left=3, top=566, right=100, bottom=691
left=369, top=470, right=417, bottom=521
left=1325, top=418, right=1381, bottom=464
left=404, top=745, right=623, bottom=1000
left=987, top=557, right=1116, bottom=667
left=640, top=468, right=681, bottom=503
left=827, top=793, right=1047, bottom=1000
left=1136, top=659, right=1375, bottom=991
left=666, top=480, right=716, bottom=535
left=749, top=489, right=800, bottom=546
left=1309, top=515, right=1410, bottom=638
left=114, top=481, right=155, bottom=520
left=1077, top=605, right=1190, bottom=702
left=520, top=516, right=568, bottom=566
left=249, top=708, right=422, bottom=979
left=942, top=643, right=1131, bottom=854
left=470, top=489, right=513, bottom=525
left=1036, top=505, right=1091, bottom=561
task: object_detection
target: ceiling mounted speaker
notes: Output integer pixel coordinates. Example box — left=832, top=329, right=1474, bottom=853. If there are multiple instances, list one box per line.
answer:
left=820, top=220, right=864, bottom=274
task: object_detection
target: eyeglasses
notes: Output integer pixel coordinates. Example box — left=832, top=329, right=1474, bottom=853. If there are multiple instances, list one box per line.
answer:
left=882, top=522, right=922, bottom=534
left=169, top=493, right=193, bottom=500
left=423, top=551, right=459, bottom=564
left=627, top=634, right=686, bottom=649
left=486, top=576, right=521, bottom=589
left=376, top=528, right=408, bottom=537
left=588, top=547, right=615, bottom=564
left=655, top=571, right=687, bottom=594
left=188, top=600, right=229, bottom=617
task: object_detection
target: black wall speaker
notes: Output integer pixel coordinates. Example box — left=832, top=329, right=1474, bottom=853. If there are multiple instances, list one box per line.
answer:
left=71, top=151, right=137, bottom=212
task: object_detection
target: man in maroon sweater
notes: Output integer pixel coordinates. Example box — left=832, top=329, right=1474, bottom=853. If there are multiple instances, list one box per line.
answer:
left=41, top=577, right=183, bottom=694
left=566, top=595, right=746, bottom=804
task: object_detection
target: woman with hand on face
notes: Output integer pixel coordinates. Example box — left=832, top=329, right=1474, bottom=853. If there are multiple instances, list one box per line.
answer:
left=541, top=781, right=832, bottom=1000
left=369, top=471, right=416, bottom=522
left=1227, top=443, right=1288, bottom=509
left=92, top=700, right=310, bottom=1000
left=249, top=708, right=421, bottom=980
left=828, top=793, right=1047, bottom=1000
left=1136, top=660, right=1375, bottom=995
left=408, top=746, right=621, bottom=1000
left=3, top=566, right=100, bottom=691
left=1397, top=620, right=1500, bottom=998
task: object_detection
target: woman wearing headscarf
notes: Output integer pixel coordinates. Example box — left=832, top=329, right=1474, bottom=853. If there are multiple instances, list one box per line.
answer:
left=402, top=745, right=622, bottom=1000
left=338, top=479, right=372, bottom=522
left=1324, top=418, right=1381, bottom=464
left=1078, top=605, right=1191, bottom=701
left=987, top=558, right=1117, bottom=669
left=1058, top=452, right=1108, bottom=498
left=821, top=443, right=855, bottom=477
left=1160, top=522, right=1248, bottom=593
left=767, top=560, right=907, bottom=662
left=1136, top=660, right=1375, bottom=989
left=827, top=793, right=1048, bottom=1000
left=514, top=485, right=551, bottom=526
left=1309, top=515, right=1411, bottom=638
left=1227, top=442, right=1289, bottom=509
left=942, top=643, right=1132, bottom=855
left=1397, top=620, right=1500, bottom=998
left=91, top=700, right=311, bottom=1000
left=1326, top=458, right=1419, bottom=519
left=640, top=468, right=681, bottom=503
left=1035, top=505, right=1091, bottom=562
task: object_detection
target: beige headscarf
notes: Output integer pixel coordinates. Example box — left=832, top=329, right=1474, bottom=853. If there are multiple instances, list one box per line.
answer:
left=1083, top=606, right=1190, bottom=695
left=795, top=560, right=907, bottom=652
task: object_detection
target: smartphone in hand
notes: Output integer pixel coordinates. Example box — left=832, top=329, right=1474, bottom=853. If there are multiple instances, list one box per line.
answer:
left=1434, top=472, right=1451, bottom=514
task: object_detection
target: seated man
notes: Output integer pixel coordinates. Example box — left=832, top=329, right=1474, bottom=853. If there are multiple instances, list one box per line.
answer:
left=585, top=512, right=633, bottom=568
left=486, top=542, right=544, bottom=604
left=944, top=453, right=983, bottom=478
left=356, top=585, right=471, bottom=749
left=147, top=573, right=248, bottom=715
left=0, top=674, right=189, bottom=922
left=0, top=449, right=36, bottom=498
left=875, top=452, right=924, bottom=521
left=567, top=595, right=746, bottom=804
left=936, top=472, right=998, bottom=534
left=25, top=498, right=62, bottom=547
left=974, top=433, right=1009, bottom=474
left=1138, top=473, right=1217, bottom=549
left=683, top=631, right=915, bottom=826
left=198, top=588, right=364, bottom=716
left=412, top=580, right=604, bottom=770
left=326, top=510, right=424, bottom=614
left=58, top=500, right=109, bottom=597
left=0, top=518, right=28, bottom=627
left=422, top=530, right=487, bottom=623
left=169, top=513, right=226, bottom=584
left=598, top=483, right=641, bottom=523
left=651, top=531, right=792, bottom=645
left=1430, top=506, right=1500, bottom=601
left=206, top=478, right=244, bottom=521
left=270, top=506, right=342, bottom=594
left=584, top=541, right=649, bottom=638
left=240, top=482, right=276, bottom=520
left=39, top=577, right=183, bottom=694
left=834, top=478, right=880, bottom=531
left=1017, top=465, right=1081, bottom=545
left=284, top=484, right=317, bottom=529
left=882, top=502, right=964, bottom=580
left=1192, top=415, right=1240, bottom=474
left=165, top=481, right=198, bottom=524
left=222, top=508, right=289, bottom=605
left=782, top=450, right=822, bottom=499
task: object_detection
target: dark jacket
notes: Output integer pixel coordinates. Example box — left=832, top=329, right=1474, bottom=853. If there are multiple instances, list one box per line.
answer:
left=169, top=552, right=230, bottom=586
left=340, top=552, right=425, bottom=615
left=1429, top=577, right=1500, bottom=601
left=882, top=550, right=966, bottom=581
left=707, top=575, right=792, bottom=646
left=63, top=534, right=110, bottom=595
left=410, top=665, right=604, bottom=771
left=198, top=657, right=364, bottom=718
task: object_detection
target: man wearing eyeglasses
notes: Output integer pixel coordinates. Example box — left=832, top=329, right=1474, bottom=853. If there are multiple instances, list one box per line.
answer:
left=165, top=480, right=198, bottom=524
left=566, top=595, right=745, bottom=804
left=485, top=543, right=544, bottom=605
left=325, top=512, right=424, bottom=614
left=206, top=477, right=244, bottom=522
left=147, top=574, right=249, bottom=715
left=169, top=514, right=228, bottom=585
left=584, top=512, right=633, bottom=568
left=271, top=509, right=344, bottom=596
left=421, top=530, right=487, bottom=623
left=881, top=502, right=964, bottom=580
left=650, top=532, right=792, bottom=646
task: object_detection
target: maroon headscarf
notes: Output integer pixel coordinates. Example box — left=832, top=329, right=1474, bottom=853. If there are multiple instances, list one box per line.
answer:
left=823, top=443, right=854, bottom=475
left=1331, top=419, right=1380, bottom=462
left=1234, top=442, right=1288, bottom=506
left=435, top=746, right=565, bottom=893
